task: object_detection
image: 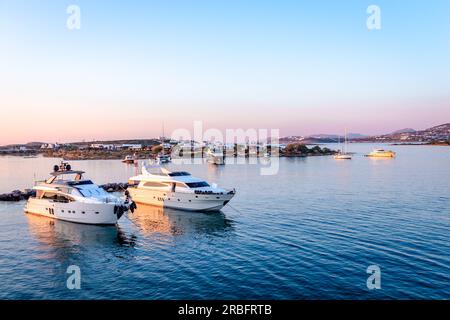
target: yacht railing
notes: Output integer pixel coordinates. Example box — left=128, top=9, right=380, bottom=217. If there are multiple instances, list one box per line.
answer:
left=194, top=188, right=236, bottom=195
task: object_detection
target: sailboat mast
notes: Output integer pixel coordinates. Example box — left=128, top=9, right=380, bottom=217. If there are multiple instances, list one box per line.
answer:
left=337, top=135, right=341, bottom=153
left=344, top=129, right=347, bottom=154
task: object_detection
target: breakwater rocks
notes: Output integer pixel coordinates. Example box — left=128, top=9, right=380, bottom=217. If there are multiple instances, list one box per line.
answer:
left=0, top=189, right=36, bottom=201
left=0, top=183, right=129, bottom=202
left=99, top=183, right=129, bottom=192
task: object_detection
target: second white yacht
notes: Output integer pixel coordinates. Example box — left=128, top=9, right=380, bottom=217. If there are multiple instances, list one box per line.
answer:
left=127, top=164, right=236, bottom=212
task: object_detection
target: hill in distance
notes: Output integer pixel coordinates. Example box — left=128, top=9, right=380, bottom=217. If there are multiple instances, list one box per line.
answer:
left=280, top=123, right=449, bottom=143
left=389, top=128, right=416, bottom=135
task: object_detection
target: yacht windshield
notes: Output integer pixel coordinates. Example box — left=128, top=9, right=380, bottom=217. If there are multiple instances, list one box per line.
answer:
left=168, top=172, right=191, bottom=177
left=75, top=185, right=107, bottom=197
left=186, top=181, right=210, bottom=188
left=68, top=180, right=94, bottom=186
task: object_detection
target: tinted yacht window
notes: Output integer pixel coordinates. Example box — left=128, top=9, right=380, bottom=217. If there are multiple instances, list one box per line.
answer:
left=168, top=172, right=191, bottom=177
left=186, top=182, right=210, bottom=188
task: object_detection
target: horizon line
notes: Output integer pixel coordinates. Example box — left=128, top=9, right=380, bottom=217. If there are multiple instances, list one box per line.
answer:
left=2, top=121, right=448, bottom=147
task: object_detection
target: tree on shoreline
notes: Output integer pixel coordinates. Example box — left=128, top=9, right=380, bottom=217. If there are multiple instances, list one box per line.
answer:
left=284, top=143, right=335, bottom=156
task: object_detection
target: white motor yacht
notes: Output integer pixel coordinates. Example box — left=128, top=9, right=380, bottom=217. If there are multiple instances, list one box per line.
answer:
left=127, top=164, right=235, bottom=212
left=25, top=162, right=135, bottom=225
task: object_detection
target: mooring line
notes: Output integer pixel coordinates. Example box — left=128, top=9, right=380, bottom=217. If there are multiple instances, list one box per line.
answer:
left=122, top=212, right=140, bottom=229
left=227, top=204, right=245, bottom=215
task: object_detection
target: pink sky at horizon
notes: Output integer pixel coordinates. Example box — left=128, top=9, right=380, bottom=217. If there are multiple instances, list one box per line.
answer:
left=1, top=97, right=448, bottom=145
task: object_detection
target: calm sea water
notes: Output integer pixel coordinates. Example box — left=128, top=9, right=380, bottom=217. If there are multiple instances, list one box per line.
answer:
left=0, top=144, right=448, bottom=299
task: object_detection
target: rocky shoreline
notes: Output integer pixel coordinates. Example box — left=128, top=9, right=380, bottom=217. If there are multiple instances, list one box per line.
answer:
left=43, top=150, right=154, bottom=160
left=0, top=143, right=338, bottom=160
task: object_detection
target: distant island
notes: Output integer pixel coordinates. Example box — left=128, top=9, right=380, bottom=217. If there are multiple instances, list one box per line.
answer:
left=351, top=123, right=450, bottom=144
left=280, top=123, right=450, bottom=145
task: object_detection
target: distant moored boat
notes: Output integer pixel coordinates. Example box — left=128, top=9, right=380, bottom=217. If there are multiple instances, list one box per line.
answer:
left=155, top=153, right=171, bottom=164
left=334, top=129, right=352, bottom=160
left=122, top=154, right=137, bottom=164
left=206, top=149, right=225, bottom=165
left=365, top=149, right=396, bottom=158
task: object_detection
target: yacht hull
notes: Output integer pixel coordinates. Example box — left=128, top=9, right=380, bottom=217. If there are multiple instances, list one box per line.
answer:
left=334, top=155, right=352, bottom=160
left=25, top=198, right=123, bottom=225
left=128, top=188, right=234, bottom=212
left=207, top=160, right=225, bottom=165
left=365, top=154, right=395, bottom=158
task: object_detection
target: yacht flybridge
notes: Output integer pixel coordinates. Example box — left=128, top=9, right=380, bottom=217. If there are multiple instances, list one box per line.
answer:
left=25, top=162, right=135, bottom=225
left=127, top=164, right=236, bottom=212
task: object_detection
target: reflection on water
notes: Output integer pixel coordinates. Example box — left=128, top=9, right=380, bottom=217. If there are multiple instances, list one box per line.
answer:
left=26, top=214, right=136, bottom=249
left=129, top=203, right=234, bottom=237
left=25, top=204, right=234, bottom=252
left=1, top=145, right=449, bottom=299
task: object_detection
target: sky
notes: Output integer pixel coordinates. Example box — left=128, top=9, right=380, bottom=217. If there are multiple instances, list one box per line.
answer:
left=0, top=0, right=449, bottom=144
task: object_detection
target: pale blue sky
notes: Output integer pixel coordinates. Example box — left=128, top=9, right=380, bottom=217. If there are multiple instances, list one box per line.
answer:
left=1, top=0, right=449, bottom=143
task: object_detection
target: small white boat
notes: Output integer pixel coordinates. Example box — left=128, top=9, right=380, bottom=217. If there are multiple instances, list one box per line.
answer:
left=365, top=149, right=396, bottom=158
left=122, top=154, right=136, bottom=164
left=127, top=164, right=235, bottom=212
left=25, top=162, right=135, bottom=225
left=334, top=130, right=352, bottom=160
left=156, top=153, right=171, bottom=164
left=334, top=154, right=352, bottom=160
left=206, top=150, right=225, bottom=165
